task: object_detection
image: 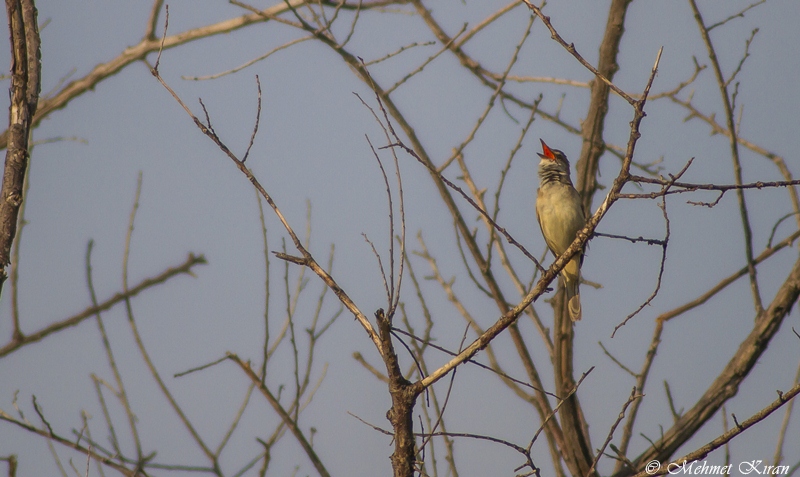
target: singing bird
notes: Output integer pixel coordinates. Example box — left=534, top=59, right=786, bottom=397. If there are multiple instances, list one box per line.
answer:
left=536, top=139, right=586, bottom=321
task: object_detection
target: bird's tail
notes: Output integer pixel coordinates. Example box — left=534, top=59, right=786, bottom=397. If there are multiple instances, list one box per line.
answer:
left=563, top=256, right=582, bottom=321
left=567, top=288, right=581, bottom=321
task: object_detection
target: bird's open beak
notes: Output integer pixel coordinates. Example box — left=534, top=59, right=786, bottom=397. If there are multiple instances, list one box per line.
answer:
left=538, top=139, right=555, bottom=160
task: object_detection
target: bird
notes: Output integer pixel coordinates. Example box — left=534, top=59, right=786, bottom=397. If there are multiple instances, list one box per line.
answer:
left=536, top=139, right=586, bottom=321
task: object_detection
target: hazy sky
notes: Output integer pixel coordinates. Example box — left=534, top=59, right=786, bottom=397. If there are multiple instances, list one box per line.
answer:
left=2, top=1, right=799, bottom=476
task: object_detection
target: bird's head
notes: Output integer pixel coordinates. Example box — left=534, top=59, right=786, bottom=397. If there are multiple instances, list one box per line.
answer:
left=537, top=139, right=576, bottom=187
left=537, top=139, right=570, bottom=166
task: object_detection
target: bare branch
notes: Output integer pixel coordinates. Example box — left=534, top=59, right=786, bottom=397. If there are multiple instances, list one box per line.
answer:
left=363, top=40, right=436, bottom=66
left=522, top=1, right=636, bottom=105
left=242, top=75, right=262, bottom=163
left=0, top=0, right=41, bottom=294
left=706, top=0, right=766, bottom=31
left=612, top=196, right=670, bottom=336
left=630, top=380, right=800, bottom=477
left=621, top=177, right=800, bottom=199
left=452, top=1, right=521, bottom=50
left=0, top=253, right=205, bottom=357
left=86, top=236, right=142, bottom=463
left=598, top=342, right=637, bottom=378
left=773, top=358, right=800, bottom=466
left=151, top=52, right=384, bottom=356
left=657, top=228, right=800, bottom=323
left=227, top=353, right=332, bottom=477
left=587, top=388, right=642, bottom=477
left=120, top=175, right=215, bottom=465
left=622, top=256, right=800, bottom=474
left=385, top=24, right=466, bottom=96
left=183, top=37, right=313, bottom=81
left=689, top=0, right=762, bottom=313
left=144, top=0, right=165, bottom=40
left=0, top=410, right=135, bottom=476
left=613, top=320, right=664, bottom=474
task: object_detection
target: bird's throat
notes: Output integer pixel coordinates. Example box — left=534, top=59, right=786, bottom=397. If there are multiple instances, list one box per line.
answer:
left=538, top=163, right=572, bottom=187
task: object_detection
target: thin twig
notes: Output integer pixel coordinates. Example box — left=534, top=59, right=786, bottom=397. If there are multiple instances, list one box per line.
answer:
left=0, top=410, right=136, bottom=476
left=613, top=319, right=663, bottom=474
left=598, top=342, right=637, bottom=378
left=352, top=351, right=389, bottom=383
left=391, top=327, right=556, bottom=399
left=620, top=177, right=800, bottom=199
left=120, top=171, right=216, bottom=464
left=183, top=37, right=312, bottom=81
left=438, top=14, right=533, bottom=172
left=707, top=0, right=766, bottom=31
left=363, top=40, right=436, bottom=66
left=256, top=190, right=272, bottom=380
left=363, top=136, right=393, bottom=306
left=173, top=355, right=228, bottom=378
left=612, top=195, right=671, bottom=336
left=242, top=76, right=262, bottom=163
left=86, top=237, right=141, bottom=463
left=657, top=227, right=800, bottom=323
left=773, top=358, right=800, bottom=466
left=216, top=384, right=256, bottom=455
left=690, top=0, right=762, bottom=314
left=385, top=24, right=467, bottom=96
left=228, top=353, right=332, bottom=477
left=0, top=253, right=205, bottom=357
left=151, top=39, right=384, bottom=357
left=631, top=380, right=800, bottom=477
left=527, top=367, right=595, bottom=450
left=586, top=388, right=642, bottom=477
left=522, top=1, right=636, bottom=105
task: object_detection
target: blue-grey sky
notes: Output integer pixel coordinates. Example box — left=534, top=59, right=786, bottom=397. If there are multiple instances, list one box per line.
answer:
left=1, top=1, right=799, bottom=476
